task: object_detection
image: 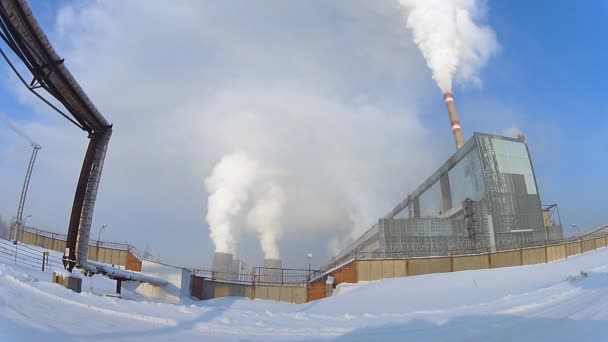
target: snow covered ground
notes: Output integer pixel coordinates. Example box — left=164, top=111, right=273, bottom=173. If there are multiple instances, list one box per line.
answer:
left=2, top=247, right=608, bottom=341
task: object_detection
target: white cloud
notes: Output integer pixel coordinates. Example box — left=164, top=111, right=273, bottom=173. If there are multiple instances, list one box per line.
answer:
left=0, top=0, right=442, bottom=266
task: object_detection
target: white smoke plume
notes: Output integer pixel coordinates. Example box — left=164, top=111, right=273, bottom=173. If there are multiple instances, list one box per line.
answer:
left=247, top=180, right=286, bottom=260
left=398, top=0, right=500, bottom=92
left=205, top=151, right=286, bottom=259
left=205, top=152, right=260, bottom=254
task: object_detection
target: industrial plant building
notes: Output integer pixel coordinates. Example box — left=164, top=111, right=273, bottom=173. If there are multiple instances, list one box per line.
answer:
left=336, top=132, right=564, bottom=259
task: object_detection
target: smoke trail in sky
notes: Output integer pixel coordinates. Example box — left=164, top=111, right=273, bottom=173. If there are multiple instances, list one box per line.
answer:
left=398, top=0, right=500, bottom=92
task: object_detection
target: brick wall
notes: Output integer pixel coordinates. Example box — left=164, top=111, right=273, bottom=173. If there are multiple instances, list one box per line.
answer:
left=125, top=252, right=142, bottom=271
left=306, top=260, right=357, bottom=302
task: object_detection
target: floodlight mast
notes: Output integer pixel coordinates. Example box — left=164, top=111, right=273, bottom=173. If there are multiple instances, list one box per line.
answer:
left=0, top=117, right=41, bottom=243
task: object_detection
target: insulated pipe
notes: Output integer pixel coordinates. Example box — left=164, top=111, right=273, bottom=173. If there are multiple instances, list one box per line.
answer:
left=443, top=92, right=465, bottom=150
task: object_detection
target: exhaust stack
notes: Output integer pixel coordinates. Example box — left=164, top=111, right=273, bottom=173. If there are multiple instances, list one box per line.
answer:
left=443, top=92, right=465, bottom=150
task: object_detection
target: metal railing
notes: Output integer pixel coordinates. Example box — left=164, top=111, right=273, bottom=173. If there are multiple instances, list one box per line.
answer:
left=193, top=266, right=318, bottom=287
left=308, top=231, right=608, bottom=282
left=0, top=236, right=65, bottom=272
left=17, top=225, right=136, bottom=252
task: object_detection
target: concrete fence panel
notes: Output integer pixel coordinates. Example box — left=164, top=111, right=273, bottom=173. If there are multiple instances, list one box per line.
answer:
left=547, top=244, right=566, bottom=262
left=381, top=260, right=394, bottom=279
left=97, top=247, right=106, bottom=263
left=267, top=286, right=280, bottom=301
left=118, top=250, right=128, bottom=265
left=254, top=286, right=268, bottom=300
left=452, top=254, right=490, bottom=272
left=30, top=234, right=37, bottom=247
left=46, top=237, right=54, bottom=250
left=35, top=235, right=43, bottom=248
left=53, top=239, right=65, bottom=252
left=111, top=249, right=121, bottom=265
left=369, top=260, right=383, bottom=281
left=22, top=232, right=33, bottom=245
left=279, top=287, right=293, bottom=302
left=292, top=287, right=307, bottom=304
left=99, top=247, right=108, bottom=264
left=594, top=237, right=606, bottom=249
left=522, top=247, right=546, bottom=265
left=213, top=282, right=248, bottom=298
left=246, top=285, right=254, bottom=299
left=566, top=242, right=582, bottom=257
left=30, top=233, right=39, bottom=246
left=394, top=260, right=407, bottom=278
left=408, top=257, right=451, bottom=276
left=357, top=260, right=371, bottom=282
left=88, top=246, right=98, bottom=260
left=581, top=240, right=595, bottom=253
left=490, top=250, right=521, bottom=269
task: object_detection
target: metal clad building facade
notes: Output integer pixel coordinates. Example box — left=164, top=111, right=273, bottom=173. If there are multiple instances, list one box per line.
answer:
left=337, top=133, right=560, bottom=259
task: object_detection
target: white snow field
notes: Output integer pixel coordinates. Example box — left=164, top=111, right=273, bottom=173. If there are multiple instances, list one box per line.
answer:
left=3, top=248, right=608, bottom=341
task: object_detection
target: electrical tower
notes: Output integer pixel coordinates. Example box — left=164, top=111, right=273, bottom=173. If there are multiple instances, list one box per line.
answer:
left=1, top=117, right=41, bottom=243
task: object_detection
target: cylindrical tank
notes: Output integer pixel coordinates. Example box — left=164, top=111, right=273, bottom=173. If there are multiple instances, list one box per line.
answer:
left=212, top=252, right=234, bottom=272
left=263, top=258, right=282, bottom=269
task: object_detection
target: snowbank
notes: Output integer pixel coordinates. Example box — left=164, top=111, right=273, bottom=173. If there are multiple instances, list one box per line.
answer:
left=2, top=248, right=608, bottom=341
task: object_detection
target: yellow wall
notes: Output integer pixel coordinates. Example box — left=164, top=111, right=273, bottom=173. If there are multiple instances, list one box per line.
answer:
left=15, top=229, right=129, bottom=266
left=582, top=240, right=596, bottom=253
left=408, top=257, right=451, bottom=276
left=490, top=250, right=521, bottom=268
left=566, top=242, right=582, bottom=257
left=522, top=247, right=546, bottom=265
left=452, top=254, right=490, bottom=272
left=546, top=244, right=566, bottom=262
left=594, top=237, right=606, bottom=248
left=357, top=260, right=371, bottom=282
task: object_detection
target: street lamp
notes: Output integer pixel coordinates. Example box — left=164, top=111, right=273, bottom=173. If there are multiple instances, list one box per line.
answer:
left=96, top=224, right=108, bottom=261
left=14, top=213, right=31, bottom=244
left=572, top=224, right=581, bottom=239
left=97, top=224, right=108, bottom=242
left=307, top=253, right=312, bottom=281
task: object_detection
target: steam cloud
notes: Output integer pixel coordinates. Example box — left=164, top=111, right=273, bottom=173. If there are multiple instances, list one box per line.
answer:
left=398, top=0, right=500, bottom=92
left=247, top=180, right=286, bottom=260
left=205, top=152, right=285, bottom=259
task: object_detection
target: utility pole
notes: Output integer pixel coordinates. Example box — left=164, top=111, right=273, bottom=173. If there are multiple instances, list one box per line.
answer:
left=1, top=117, right=41, bottom=244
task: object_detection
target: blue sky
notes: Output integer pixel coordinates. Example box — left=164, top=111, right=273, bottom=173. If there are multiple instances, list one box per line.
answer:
left=0, top=0, right=606, bottom=266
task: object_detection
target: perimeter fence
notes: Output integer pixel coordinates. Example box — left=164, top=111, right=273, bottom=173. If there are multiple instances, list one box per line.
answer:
left=0, top=236, right=65, bottom=273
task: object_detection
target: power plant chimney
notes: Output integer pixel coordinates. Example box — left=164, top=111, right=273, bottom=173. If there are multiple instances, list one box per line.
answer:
left=443, top=92, right=465, bottom=150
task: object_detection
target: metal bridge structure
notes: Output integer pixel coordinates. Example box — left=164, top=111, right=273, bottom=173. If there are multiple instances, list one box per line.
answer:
left=0, top=0, right=112, bottom=272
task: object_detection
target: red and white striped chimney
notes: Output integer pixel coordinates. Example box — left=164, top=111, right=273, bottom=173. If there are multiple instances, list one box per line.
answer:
left=443, top=92, right=464, bottom=150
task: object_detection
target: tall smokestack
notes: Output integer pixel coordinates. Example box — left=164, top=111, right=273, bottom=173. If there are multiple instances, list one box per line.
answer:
left=443, top=92, right=464, bottom=150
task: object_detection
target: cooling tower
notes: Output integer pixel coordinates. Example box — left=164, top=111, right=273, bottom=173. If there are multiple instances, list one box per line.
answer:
left=212, top=252, right=234, bottom=272
left=263, top=258, right=282, bottom=269
left=443, top=92, right=465, bottom=150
